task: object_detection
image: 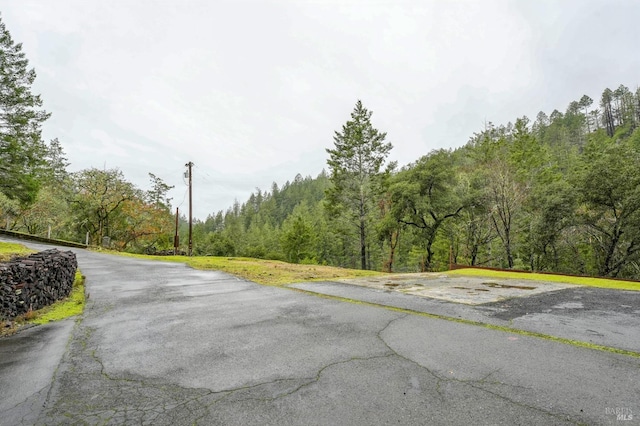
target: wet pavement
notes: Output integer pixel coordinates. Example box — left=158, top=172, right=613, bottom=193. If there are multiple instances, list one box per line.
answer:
left=331, top=273, right=576, bottom=304
left=1, top=238, right=639, bottom=425
left=291, top=276, right=640, bottom=353
left=0, top=319, right=75, bottom=425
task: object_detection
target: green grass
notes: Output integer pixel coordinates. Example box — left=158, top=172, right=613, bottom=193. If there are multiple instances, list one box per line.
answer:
left=27, top=271, right=86, bottom=324
left=106, top=250, right=384, bottom=286
left=106, top=249, right=640, bottom=291
left=447, top=268, right=640, bottom=291
left=0, top=241, right=35, bottom=262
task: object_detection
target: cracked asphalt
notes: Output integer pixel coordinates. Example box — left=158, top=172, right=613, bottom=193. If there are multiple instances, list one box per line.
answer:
left=1, top=239, right=639, bottom=425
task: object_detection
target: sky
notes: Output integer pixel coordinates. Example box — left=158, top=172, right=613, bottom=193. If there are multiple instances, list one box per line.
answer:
left=1, top=0, right=639, bottom=219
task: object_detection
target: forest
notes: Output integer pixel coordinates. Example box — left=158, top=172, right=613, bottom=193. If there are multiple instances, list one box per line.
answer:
left=191, top=91, right=640, bottom=279
left=2, top=15, right=640, bottom=279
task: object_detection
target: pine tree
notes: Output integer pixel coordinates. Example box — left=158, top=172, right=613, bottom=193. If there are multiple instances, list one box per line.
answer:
left=579, top=95, right=593, bottom=132
left=326, top=100, right=392, bottom=270
left=0, top=15, right=51, bottom=205
left=600, top=88, right=615, bottom=137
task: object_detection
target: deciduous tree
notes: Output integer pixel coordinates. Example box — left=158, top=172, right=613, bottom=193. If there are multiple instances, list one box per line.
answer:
left=390, top=150, right=467, bottom=271
left=577, top=139, right=640, bottom=277
left=70, top=168, right=135, bottom=244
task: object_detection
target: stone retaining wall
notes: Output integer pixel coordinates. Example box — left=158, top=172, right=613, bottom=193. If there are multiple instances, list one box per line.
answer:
left=0, top=249, right=78, bottom=320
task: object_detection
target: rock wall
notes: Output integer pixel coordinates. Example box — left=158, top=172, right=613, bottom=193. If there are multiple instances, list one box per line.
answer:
left=0, top=249, right=78, bottom=320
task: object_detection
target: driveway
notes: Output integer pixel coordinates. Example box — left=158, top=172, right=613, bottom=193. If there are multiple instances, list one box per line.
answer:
left=0, top=239, right=638, bottom=425
left=292, top=275, right=640, bottom=353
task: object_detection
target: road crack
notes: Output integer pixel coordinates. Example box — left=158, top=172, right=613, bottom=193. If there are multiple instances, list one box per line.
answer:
left=376, top=314, right=582, bottom=424
left=35, top=322, right=224, bottom=425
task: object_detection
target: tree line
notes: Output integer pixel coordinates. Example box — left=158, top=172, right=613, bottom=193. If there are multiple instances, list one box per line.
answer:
left=2, top=14, right=640, bottom=278
left=0, top=15, right=174, bottom=252
left=192, top=89, right=640, bottom=279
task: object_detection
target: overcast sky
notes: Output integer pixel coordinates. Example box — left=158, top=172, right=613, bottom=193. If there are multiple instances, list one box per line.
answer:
left=2, top=0, right=639, bottom=219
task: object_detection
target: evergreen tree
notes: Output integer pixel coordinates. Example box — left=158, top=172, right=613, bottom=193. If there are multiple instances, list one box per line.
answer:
left=0, top=15, right=51, bottom=205
left=600, top=88, right=615, bottom=137
left=146, top=173, right=174, bottom=210
left=325, top=100, right=393, bottom=269
left=579, top=95, right=593, bottom=132
left=281, top=202, right=315, bottom=263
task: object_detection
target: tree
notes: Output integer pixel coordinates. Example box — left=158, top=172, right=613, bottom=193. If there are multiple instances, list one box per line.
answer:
left=376, top=196, right=401, bottom=272
left=577, top=140, right=640, bottom=277
left=563, top=102, right=587, bottom=149
left=525, top=179, right=576, bottom=272
left=146, top=173, right=173, bottom=210
left=532, top=111, right=549, bottom=141
left=281, top=202, right=315, bottom=263
left=636, top=88, right=640, bottom=125
left=375, top=165, right=401, bottom=272
left=42, top=138, right=70, bottom=185
left=600, top=88, right=615, bottom=137
left=390, top=150, right=467, bottom=271
left=325, top=100, right=392, bottom=270
left=18, top=185, right=70, bottom=236
left=469, top=124, right=529, bottom=269
left=579, top=95, right=593, bottom=133
left=482, top=136, right=527, bottom=269
left=615, top=84, right=636, bottom=129
left=70, top=168, right=135, bottom=244
left=0, top=191, right=19, bottom=229
left=0, top=15, right=51, bottom=205
left=457, top=171, right=497, bottom=267
left=112, top=193, right=174, bottom=252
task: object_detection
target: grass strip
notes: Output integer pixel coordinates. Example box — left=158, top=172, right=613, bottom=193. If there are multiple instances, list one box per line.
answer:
left=27, top=271, right=86, bottom=325
left=0, top=241, right=36, bottom=262
left=101, top=250, right=384, bottom=285
left=108, top=250, right=640, bottom=291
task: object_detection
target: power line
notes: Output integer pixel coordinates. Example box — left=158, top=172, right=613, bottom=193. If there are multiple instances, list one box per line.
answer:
left=193, top=163, right=214, bottom=184
left=175, top=187, right=188, bottom=209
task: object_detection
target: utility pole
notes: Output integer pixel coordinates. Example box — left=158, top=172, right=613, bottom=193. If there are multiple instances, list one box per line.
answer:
left=173, top=207, right=179, bottom=255
left=186, top=162, right=194, bottom=256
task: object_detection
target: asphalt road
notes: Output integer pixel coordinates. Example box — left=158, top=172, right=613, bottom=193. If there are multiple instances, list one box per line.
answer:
left=1, top=240, right=638, bottom=425
left=291, top=280, right=640, bottom=353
